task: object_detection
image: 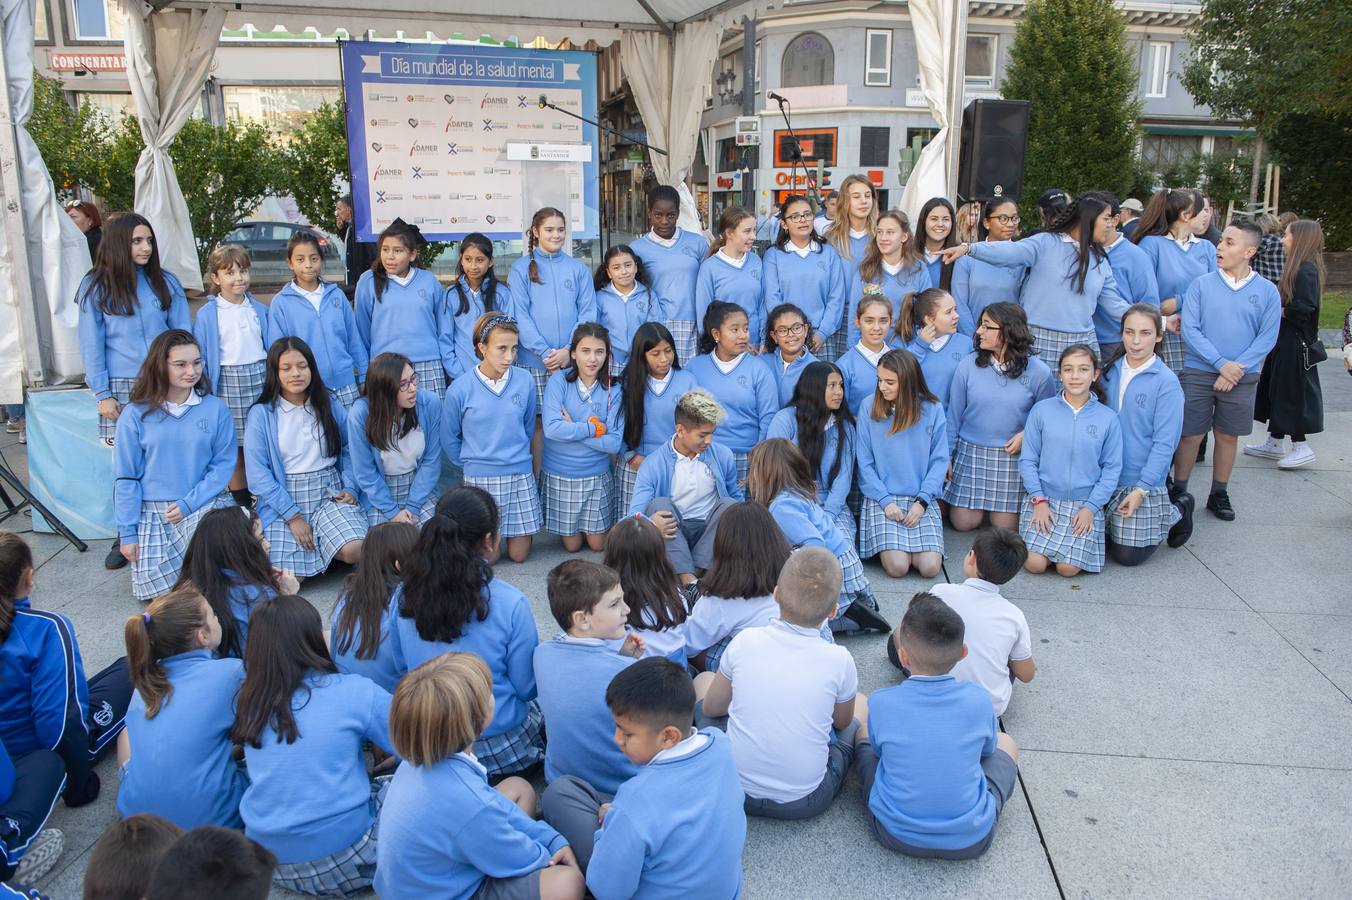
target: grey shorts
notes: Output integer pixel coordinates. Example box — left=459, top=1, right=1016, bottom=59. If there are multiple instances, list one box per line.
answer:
left=1181, top=368, right=1259, bottom=437
left=472, top=867, right=542, bottom=900
left=856, top=739, right=1018, bottom=860
left=743, top=719, right=860, bottom=820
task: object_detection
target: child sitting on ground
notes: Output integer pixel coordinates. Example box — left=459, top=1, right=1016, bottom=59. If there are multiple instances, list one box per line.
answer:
left=534, top=561, right=642, bottom=794
left=542, top=659, right=746, bottom=899
left=83, top=814, right=184, bottom=900
left=695, top=547, right=864, bottom=820
left=855, top=593, right=1020, bottom=860
left=144, top=826, right=278, bottom=900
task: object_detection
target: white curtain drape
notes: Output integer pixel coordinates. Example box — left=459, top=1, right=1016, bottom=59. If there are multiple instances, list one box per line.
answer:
left=121, top=1, right=226, bottom=291
left=898, top=0, right=959, bottom=227
left=622, top=20, right=723, bottom=233
left=0, top=0, right=91, bottom=395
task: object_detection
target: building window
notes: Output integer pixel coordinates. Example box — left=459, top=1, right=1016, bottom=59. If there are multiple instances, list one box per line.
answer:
left=781, top=32, right=834, bottom=88
left=964, top=34, right=997, bottom=89
left=773, top=127, right=837, bottom=167
left=222, top=85, right=340, bottom=137
left=1147, top=42, right=1171, bottom=98
left=1140, top=134, right=1201, bottom=172
left=864, top=29, right=892, bottom=86
left=904, top=127, right=939, bottom=152
left=70, top=0, right=125, bottom=40
left=859, top=126, right=890, bottom=167
left=36, top=0, right=50, bottom=41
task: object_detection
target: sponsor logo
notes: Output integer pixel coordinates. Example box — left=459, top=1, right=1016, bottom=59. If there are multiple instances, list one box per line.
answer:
left=412, top=193, right=443, bottom=201
left=446, top=143, right=459, bottom=155
left=447, top=193, right=479, bottom=201
left=366, top=92, right=398, bottom=103
left=373, top=166, right=403, bottom=179
left=409, top=142, right=439, bottom=156
left=484, top=192, right=513, bottom=201
left=410, top=167, right=439, bottom=180
left=481, top=96, right=509, bottom=108
left=404, top=93, right=436, bottom=103
left=374, top=192, right=403, bottom=204
left=518, top=95, right=530, bottom=108
left=485, top=214, right=497, bottom=225
left=482, top=119, right=507, bottom=132
left=445, top=119, right=474, bottom=132
left=408, top=117, right=436, bottom=128
left=369, top=118, right=399, bottom=128
left=371, top=141, right=383, bottom=152
left=414, top=216, right=444, bottom=225
left=483, top=166, right=512, bottom=175
left=551, top=122, right=579, bottom=131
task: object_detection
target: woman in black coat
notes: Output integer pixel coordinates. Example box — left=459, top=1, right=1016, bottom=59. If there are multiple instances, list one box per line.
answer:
left=1247, top=219, right=1326, bottom=469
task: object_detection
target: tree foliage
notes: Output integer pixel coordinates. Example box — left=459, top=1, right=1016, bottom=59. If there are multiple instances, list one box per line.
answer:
left=278, top=101, right=349, bottom=233
left=1001, top=0, right=1141, bottom=221
left=26, top=74, right=109, bottom=197
left=1268, top=115, right=1352, bottom=250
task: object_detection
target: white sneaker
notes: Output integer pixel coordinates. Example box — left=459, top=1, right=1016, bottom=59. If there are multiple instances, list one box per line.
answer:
left=14, top=828, right=64, bottom=883
left=1243, top=436, right=1286, bottom=459
left=1278, top=443, right=1316, bottom=469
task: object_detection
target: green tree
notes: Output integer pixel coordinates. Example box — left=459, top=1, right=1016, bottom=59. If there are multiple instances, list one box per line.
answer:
left=1001, top=0, right=1141, bottom=222
left=1268, top=115, right=1352, bottom=249
left=279, top=100, right=348, bottom=233
left=26, top=74, right=110, bottom=199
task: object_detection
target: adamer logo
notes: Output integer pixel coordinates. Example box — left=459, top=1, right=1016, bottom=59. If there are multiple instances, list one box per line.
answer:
left=409, top=142, right=439, bottom=156
left=481, top=96, right=509, bottom=108
left=373, top=166, right=403, bottom=180
left=445, top=119, right=474, bottom=132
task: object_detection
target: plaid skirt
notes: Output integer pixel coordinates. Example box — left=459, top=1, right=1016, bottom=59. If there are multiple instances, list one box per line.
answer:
left=411, top=357, right=447, bottom=398
left=216, top=361, right=266, bottom=445
left=943, top=439, right=1025, bottom=513
left=1020, top=497, right=1106, bottom=573
left=615, top=458, right=641, bottom=519
left=330, top=381, right=360, bottom=411
left=131, top=494, right=235, bottom=601
left=733, top=451, right=750, bottom=490
left=1161, top=331, right=1186, bottom=373
left=542, top=471, right=614, bottom=536
left=821, top=329, right=848, bottom=366
left=831, top=504, right=857, bottom=548
left=514, top=366, right=550, bottom=410
left=265, top=467, right=369, bottom=578
left=1029, top=324, right=1099, bottom=368
left=365, top=469, right=438, bottom=527
left=98, top=378, right=136, bottom=444
left=837, top=543, right=869, bottom=611
left=858, top=497, right=945, bottom=557
left=667, top=319, right=697, bottom=366
left=475, top=701, right=545, bottom=779
left=1107, top=485, right=1181, bottom=548
left=272, top=776, right=389, bottom=897
left=464, top=473, right=541, bottom=538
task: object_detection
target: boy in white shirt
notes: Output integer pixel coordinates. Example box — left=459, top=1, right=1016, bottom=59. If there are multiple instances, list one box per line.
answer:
left=695, top=547, right=865, bottom=819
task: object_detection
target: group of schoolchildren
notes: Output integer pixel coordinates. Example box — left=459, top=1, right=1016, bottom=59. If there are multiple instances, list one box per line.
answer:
left=0, top=177, right=1319, bottom=897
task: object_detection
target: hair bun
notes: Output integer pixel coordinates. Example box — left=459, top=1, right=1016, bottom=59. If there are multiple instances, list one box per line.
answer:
left=862, top=283, right=886, bottom=297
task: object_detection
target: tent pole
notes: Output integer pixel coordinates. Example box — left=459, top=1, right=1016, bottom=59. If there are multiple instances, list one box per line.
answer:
left=944, top=0, right=969, bottom=197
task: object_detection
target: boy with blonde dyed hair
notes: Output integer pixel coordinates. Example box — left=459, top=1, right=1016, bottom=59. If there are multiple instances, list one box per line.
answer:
left=695, top=547, right=865, bottom=819
left=627, top=389, right=744, bottom=582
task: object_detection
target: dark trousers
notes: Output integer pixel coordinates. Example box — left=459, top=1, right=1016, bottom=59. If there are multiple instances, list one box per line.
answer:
left=1269, top=428, right=1307, bottom=442
left=1, top=748, right=66, bottom=879
left=60, top=658, right=133, bottom=808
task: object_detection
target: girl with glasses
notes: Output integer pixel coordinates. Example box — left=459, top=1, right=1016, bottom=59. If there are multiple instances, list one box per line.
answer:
left=763, top=195, right=849, bottom=362
left=952, top=198, right=1026, bottom=327
left=761, top=304, right=818, bottom=407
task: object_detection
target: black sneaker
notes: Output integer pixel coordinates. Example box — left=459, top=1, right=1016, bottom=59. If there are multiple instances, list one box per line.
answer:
left=1205, top=490, right=1235, bottom=522
left=1167, top=492, right=1195, bottom=547
left=104, top=541, right=128, bottom=570
left=841, top=596, right=891, bottom=634
left=1196, top=434, right=1209, bottom=463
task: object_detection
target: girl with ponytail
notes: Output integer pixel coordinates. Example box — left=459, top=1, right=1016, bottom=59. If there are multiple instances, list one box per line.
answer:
left=392, top=487, right=545, bottom=779
left=444, top=233, right=502, bottom=379
left=894, top=287, right=967, bottom=403
left=1131, top=188, right=1217, bottom=372
left=117, top=587, right=248, bottom=829
left=697, top=205, right=764, bottom=350
left=331, top=521, right=419, bottom=692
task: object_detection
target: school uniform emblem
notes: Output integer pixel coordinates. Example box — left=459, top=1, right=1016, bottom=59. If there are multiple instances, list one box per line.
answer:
left=93, top=700, right=115, bottom=728
left=1134, top=392, right=1147, bottom=408
left=1019, top=374, right=1030, bottom=386
left=197, top=419, right=210, bottom=433
left=1246, top=293, right=1259, bottom=306
left=1087, top=424, right=1098, bottom=437
left=512, top=394, right=524, bottom=407
left=418, top=289, right=428, bottom=299
left=564, top=279, right=573, bottom=290
left=737, top=375, right=749, bottom=388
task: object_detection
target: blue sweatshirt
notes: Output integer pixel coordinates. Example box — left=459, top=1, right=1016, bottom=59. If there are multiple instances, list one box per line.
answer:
left=375, top=753, right=567, bottom=900
left=846, top=261, right=934, bottom=345
left=586, top=729, right=746, bottom=900
left=1137, top=235, right=1216, bottom=306
left=835, top=345, right=898, bottom=416
left=442, top=277, right=504, bottom=379
left=761, top=348, right=817, bottom=407
left=904, top=335, right=970, bottom=405
left=1019, top=394, right=1124, bottom=507
left=762, top=242, right=848, bottom=340
left=628, top=440, right=743, bottom=517
left=951, top=252, right=1023, bottom=324
left=330, top=590, right=404, bottom=693
left=945, top=354, right=1056, bottom=452
left=0, top=599, right=102, bottom=759
left=393, top=579, right=539, bottom=738
left=856, top=401, right=949, bottom=507
left=768, top=491, right=851, bottom=559
left=439, top=367, right=535, bottom=476
left=507, top=251, right=596, bottom=370
left=114, top=397, right=236, bottom=543
left=354, top=267, right=448, bottom=367
left=541, top=372, right=622, bottom=477
left=596, top=283, right=667, bottom=370
left=224, top=575, right=274, bottom=658
left=193, top=294, right=270, bottom=389
left=240, top=672, right=393, bottom=864
left=631, top=231, right=707, bottom=323
left=243, top=400, right=359, bottom=530
left=117, top=650, right=247, bottom=829
left=685, top=353, right=778, bottom=453
left=1097, top=237, right=1161, bottom=344
left=618, top=369, right=700, bottom=460
left=696, top=252, right=764, bottom=347
left=267, top=281, right=368, bottom=391
left=867, top=675, right=999, bottom=851
left=0, top=737, right=12, bottom=807
left=1180, top=271, right=1281, bottom=375
left=966, top=232, right=1128, bottom=334
left=346, top=392, right=443, bottom=520
left=1102, top=357, right=1184, bottom=490
left=77, top=269, right=190, bottom=399
left=531, top=637, right=638, bottom=793
left=766, top=408, right=853, bottom=516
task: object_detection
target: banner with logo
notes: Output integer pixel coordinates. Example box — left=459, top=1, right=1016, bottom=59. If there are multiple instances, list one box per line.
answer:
left=340, top=41, right=599, bottom=241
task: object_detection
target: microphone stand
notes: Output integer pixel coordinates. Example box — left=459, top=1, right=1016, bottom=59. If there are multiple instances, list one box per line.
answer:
left=539, top=97, right=668, bottom=156
left=772, top=95, right=818, bottom=210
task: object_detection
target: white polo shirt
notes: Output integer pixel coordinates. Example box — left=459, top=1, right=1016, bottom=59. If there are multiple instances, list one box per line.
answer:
left=933, top=578, right=1032, bottom=716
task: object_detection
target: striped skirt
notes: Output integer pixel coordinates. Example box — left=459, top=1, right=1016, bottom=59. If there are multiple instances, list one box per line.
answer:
left=365, top=469, right=439, bottom=527
left=837, top=543, right=869, bottom=612
left=1161, top=331, right=1186, bottom=373
left=858, top=497, right=945, bottom=557
left=330, top=381, right=361, bottom=411
left=476, top=701, right=545, bottom=779
left=98, top=378, right=136, bottom=444
left=131, top=494, right=235, bottom=601
left=821, top=329, right=848, bottom=367
left=1107, top=485, right=1181, bottom=548
left=513, top=366, right=550, bottom=410
left=272, top=776, right=388, bottom=897
left=1020, top=497, right=1106, bottom=573
left=216, top=361, right=266, bottom=445
left=732, top=451, right=751, bottom=490
left=411, top=357, right=448, bottom=398
left=830, top=503, right=857, bottom=548
left=463, top=472, right=541, bottom=538
left=667, top=319, right=697, bottom=366
left=943, top=438, right=1025, bottom=513
left=1029, top=324, right=1099, bottom=368
left=615, top=457, right=641, bottom=519
left=264, top=467, right=369, bottom=577
left=542, top=471, right=615, bottom=536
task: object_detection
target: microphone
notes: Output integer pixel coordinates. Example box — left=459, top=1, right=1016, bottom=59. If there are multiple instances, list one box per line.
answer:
left=538, top=94, right=549, bottom=109
left=767, top=91, right=788, bottom=104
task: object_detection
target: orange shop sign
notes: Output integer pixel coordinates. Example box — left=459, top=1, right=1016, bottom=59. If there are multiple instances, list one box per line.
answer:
left=774, top=171, right=821, bottom=187
left=48, top=51, right=126, bottom=72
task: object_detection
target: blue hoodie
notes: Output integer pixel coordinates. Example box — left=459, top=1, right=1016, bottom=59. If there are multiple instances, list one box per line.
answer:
left=766, top=408, right=854, bottom=516
left=541, top=371, right=622, bottom=477
left=77, top=268, right=190, bottom=399
left=855, top=401, right=949, bottom=506
left=354, top=267, right=449, bottom=367
left=966, top=232, right=1128, bottom=335
left=267, top=281, right=368, bottom=391
left=1019, top=394, right=1124, bottom=506
left=696, top=251, right=765, bottom=348
left=631, top=230, right=707, bottom=323
left=507, top=251, right=596, bottom=370
left=193, top=294, right=270, bottom=389
left=628, top=439, right=743, bottom=517
left=1102, top=356, right=1183, bottom=490
left=595, top=283, right=667, bottom=370
left=762, top=242, right=849, bottom=340
left=346, top=392, right=443, bottom=520
left=439, top=367, right=536, bottom=476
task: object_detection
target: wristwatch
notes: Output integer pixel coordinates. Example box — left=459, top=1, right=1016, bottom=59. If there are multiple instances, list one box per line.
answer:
left=1030, top=496, right=1048, bottom=506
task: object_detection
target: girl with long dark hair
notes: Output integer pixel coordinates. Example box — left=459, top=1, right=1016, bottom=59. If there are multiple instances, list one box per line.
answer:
left=1130, top=188, right=1215, bottom=372
left=1092, top=193, right=1160, bottom=361
left=330, top=521, right=419, bottom=692
left=443, top=233, right=501, bottom=379
left=951, top=197, right=1023, bottom=324
left=697, top=206, right=764, bottom=350
left=918, top=197, right=959, bottom=289
left=593, top=244, right=661, bottom=378
left=348, top=351, right=442, bottom=527
left=847, top=209, right=933, bottom=347
left=630, top=185, right=708, bottom=363
left=615, top=322, right=699, bottom=518
left=762, top=195, right=849, bottom=361
left=601, top=516, right=691, bottom=663
left=767, top=361, right=857, bottom=543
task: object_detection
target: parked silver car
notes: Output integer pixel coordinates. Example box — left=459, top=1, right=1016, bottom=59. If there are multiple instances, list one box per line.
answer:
left=223, top=221, right=347, bottom=287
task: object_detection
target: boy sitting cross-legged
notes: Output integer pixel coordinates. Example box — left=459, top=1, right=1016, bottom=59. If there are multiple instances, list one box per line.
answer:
left=856, top=593, right=1020, bottom=859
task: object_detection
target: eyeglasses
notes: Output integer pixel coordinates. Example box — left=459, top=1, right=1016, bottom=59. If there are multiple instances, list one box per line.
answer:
left=784, top=211, right=814, bottom=222
left=773, top=322, right=807, bottom=337
left=399, top=373, right=420, bottom=391
left=990, top=214, right=1021, bottom=225
left=975, top=322, right=1002, bottom=332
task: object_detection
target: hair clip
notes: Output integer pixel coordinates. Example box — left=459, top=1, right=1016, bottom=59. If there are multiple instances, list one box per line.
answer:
left=142, top=611, right=152, bottom=624
left=862, top=283, right=886, bottom=297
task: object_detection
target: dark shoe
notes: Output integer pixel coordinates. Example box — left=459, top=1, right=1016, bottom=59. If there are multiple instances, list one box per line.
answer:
left=1205, top=490, right=1235, bottom=522
left=104, top=542, right=128, bottom=570
left=841, top=596, right=891, bottom=634
left=885, top=636, right=911, bottom=675
left=1167, top=493, right=1195, bottom=548
left=1196, top=434, right=1209, bottom=463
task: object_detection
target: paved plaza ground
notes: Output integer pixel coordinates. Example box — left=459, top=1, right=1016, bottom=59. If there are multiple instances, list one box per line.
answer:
left=9, top=353, right=1350, bottom=899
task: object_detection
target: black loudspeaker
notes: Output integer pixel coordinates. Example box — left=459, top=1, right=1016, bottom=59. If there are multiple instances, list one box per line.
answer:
left=957, top=99, right=1030, bottom=204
